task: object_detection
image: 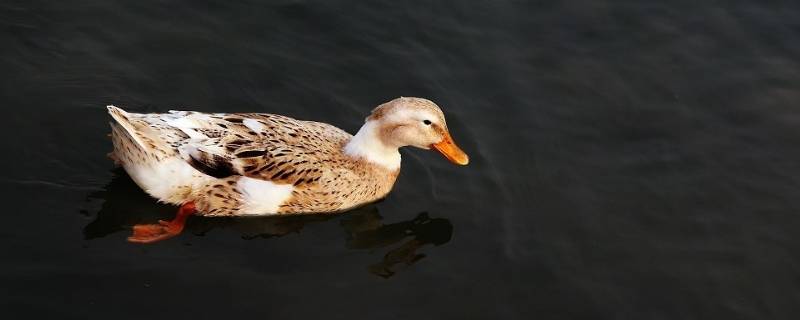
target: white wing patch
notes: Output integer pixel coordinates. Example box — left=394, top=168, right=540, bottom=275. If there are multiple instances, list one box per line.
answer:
left=242, top=118, right=265, bottom=133
left=163, top=112, right=213, bottom=139
left=236, top=177, right=294, bottom=215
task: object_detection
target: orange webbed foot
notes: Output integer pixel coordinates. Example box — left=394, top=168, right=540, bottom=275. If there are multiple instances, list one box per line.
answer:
left=128, top=223, right=182, bottom=243
left=128, top=202, right=196, bottom=244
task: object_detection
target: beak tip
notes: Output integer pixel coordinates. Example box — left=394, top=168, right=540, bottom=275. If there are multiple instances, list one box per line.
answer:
left=431, top=134, right=470, bottom=166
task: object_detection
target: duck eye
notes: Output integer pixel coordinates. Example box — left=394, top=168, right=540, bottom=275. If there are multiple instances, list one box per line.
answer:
left=423, top=120, right=432, bottom=125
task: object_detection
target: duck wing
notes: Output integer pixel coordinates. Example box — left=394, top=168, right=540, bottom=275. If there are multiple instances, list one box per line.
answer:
left=171, top=111, right=352, bottom=186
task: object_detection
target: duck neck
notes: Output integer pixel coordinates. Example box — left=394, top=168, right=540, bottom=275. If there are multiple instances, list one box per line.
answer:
left=344, top=120, right=401, bottom=170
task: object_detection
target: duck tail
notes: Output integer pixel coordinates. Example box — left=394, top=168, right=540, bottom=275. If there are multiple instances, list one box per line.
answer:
left=107, top=105, right=149, bottom=150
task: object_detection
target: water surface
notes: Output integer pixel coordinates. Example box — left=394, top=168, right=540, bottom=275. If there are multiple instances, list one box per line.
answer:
left=2, top=1, right=800, bottom=319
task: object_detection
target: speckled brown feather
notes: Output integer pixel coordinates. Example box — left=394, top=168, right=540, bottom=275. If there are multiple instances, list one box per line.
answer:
left=175, top=112, right=400, bottom=214
left=109, top=107, right=399, bottom=216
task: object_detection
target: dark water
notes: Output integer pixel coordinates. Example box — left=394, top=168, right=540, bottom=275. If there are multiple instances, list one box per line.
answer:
left=2, top=1, right=800, bottom=319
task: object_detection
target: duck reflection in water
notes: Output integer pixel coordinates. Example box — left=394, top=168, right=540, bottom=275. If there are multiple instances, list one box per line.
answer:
left=85, top=170, right=453, bottom=278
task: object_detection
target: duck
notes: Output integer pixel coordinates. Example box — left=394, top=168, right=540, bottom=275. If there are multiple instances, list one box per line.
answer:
left=107, top=97, right=469, bottom=243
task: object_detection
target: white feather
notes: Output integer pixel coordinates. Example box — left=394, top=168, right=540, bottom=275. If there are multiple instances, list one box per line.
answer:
left=236, top=177, right=294, bottom=215
left=344, top=120, right=401, bottom=170
left=242, top=118, right=265, bottom=133
left=163, top=113, right=211, bottom=139
left=124, top=157, right=214, bottom=203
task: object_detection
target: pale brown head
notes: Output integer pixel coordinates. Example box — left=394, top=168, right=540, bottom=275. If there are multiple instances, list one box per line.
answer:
left=366, top=97, right=469, bottom=165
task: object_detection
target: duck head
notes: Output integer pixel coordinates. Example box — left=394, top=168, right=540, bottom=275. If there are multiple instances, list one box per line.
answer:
left=345, top=97, right=469, bottom=169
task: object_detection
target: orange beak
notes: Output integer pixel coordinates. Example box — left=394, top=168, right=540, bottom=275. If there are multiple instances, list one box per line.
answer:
left=431, top=131, right=469, bottom=165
